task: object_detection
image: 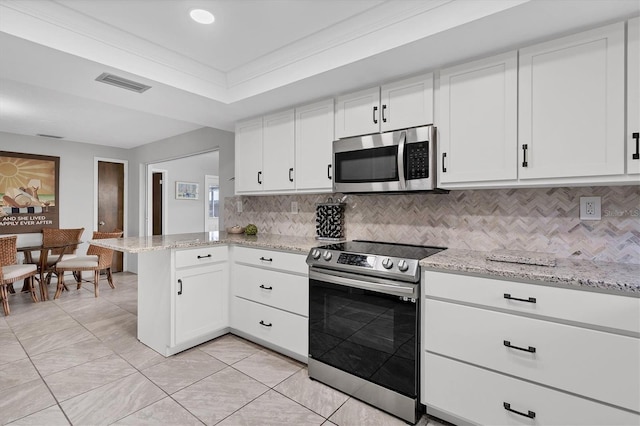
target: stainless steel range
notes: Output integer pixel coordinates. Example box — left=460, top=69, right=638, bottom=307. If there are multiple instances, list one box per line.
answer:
left=306, top=240, right=446, bottom=424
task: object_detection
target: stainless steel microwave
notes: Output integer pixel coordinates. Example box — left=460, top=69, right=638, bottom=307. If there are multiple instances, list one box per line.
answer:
left=332, top=125, right=437, bottom=193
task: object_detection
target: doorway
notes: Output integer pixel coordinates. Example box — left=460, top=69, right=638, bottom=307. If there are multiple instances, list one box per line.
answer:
left=205, top=175, right=219, bottom=232
left=95, top=158, right=127, bottom=272
left=147, top=168, right=167, bottom=237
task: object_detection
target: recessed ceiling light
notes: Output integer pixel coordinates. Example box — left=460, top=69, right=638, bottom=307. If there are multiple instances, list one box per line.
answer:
left=190, top=9, right=215, bottom=25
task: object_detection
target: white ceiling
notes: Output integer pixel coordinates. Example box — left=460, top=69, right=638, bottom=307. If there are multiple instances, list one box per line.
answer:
left=0, top=0, right=638, bottom=149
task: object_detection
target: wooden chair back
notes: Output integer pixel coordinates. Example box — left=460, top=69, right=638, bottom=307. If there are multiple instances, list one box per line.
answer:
left=42, top=228, right=85, bottom=255
left=0, top=235, right=18, bottom=268
left=87, top=230, right=123, bottom=269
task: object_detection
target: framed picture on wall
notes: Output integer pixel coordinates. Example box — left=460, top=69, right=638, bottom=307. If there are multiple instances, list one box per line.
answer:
left=0, top=151, right=60, bottom=234
left=176, top=181, right=199, bottom=200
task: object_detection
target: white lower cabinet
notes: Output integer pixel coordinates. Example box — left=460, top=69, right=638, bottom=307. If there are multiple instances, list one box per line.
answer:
left=230, top=247, right=309, bottom=362
left=421, top=270, right=640, bottom=425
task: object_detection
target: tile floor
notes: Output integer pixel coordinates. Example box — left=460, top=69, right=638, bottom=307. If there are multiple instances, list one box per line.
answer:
left=0, top=272, right=448, bottom=426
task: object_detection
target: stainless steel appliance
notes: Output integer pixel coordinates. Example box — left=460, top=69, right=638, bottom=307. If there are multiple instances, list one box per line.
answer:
left=306, top=240, right=446, bottom=424
left=332, top=125, right=438, bottom=193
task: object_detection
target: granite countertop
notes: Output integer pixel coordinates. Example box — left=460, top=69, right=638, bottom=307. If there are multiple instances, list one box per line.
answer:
left=90, top=232, right=331, bottom=254
left=420, top=248, right=640, bottom=296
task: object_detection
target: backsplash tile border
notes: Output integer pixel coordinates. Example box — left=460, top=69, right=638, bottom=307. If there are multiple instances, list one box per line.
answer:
left=225, top=186, right=640, bottom=264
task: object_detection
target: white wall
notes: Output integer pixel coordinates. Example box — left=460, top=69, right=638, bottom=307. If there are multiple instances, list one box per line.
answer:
left=0, top=131, right=129, bottom=253
left=153, top=151, right=219, bottom=234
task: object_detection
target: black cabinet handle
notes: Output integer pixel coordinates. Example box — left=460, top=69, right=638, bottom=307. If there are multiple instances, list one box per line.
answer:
left=259, top=320, right=272, bottom=327
left=382, top=104, right=387, bottom=123
left=373, top=106, right=378, bottom=124
left=504, top=340, right=536, bottom=353
left=257, top=171, right=262, bottom=184
left=504, top=293, right=536, bottom=303
left=177, top=279, right=182, bottom=295
left=522, top=144, right=528, bottom=167
left=442, top=153, right=447, bottom=173
left=327, top=164, right=332, bottom=180
left=197, top=254, right=212, bottom=259
left=259, top=284, right=273, bottom=290
left=259, top=257, right=273, bottom=262
left=289, top=168, right=294, bottom=182
left=503, top=402, right=536, bottom=419
left=633, top=132, right=639, bottom=160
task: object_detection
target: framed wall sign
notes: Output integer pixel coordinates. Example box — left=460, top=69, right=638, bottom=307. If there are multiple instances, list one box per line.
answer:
left=176, top=181, right=199, bottom=200
left=0, top=151, right=60, bottom=234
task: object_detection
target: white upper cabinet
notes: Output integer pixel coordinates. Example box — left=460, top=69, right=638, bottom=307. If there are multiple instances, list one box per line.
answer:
left=262, top=109, right=295, bottom=192
left=234, top=117, right=263, bottom=193
left=335, top=73, right=433, bottom=139
left=438, top=51, right=518, bottom=185
left=295, top=99, right=334, bottom=192
left=518, top=22, right=625, bottom=180
left=628, top=17, right=640, bottom=175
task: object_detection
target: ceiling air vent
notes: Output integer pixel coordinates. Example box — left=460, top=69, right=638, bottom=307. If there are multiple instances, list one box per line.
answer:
left=95, top=72, right=152, bottom=93
left=37, top=133, right=64, bottom=139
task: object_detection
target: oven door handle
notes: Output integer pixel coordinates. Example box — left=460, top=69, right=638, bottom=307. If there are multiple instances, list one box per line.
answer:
left=309, top=268, right=417, bottom=298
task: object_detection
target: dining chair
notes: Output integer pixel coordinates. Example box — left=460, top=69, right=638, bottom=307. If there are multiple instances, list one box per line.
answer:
left=27, top=227, right=85, bottom=286
left=54, top=230, right=123, bottom=298
left=0, top=236, right=39, bottom=315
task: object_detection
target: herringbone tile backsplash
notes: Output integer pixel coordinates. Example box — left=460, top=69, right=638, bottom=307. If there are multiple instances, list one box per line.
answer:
left=225, top=186, right=640, bottom=264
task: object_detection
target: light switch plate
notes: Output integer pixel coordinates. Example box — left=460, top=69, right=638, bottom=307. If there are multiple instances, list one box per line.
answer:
left=291, top=201, right=298, bottom=214
left=580, top=196, right=601, bottom=220
left=237, top=200, right=243, bottom=213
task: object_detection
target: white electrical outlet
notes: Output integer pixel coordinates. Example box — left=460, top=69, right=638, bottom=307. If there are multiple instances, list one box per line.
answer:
left=237, top=200, right=243, bottom=213
left=291, top=201, right=298, bottom=214
left=580, top=196, right=601, bottom=220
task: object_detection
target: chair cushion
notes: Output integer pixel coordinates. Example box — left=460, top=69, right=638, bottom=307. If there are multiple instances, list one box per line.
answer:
left=27, top=253, right=77, bottom=266
left=1, top=264, right=37, bottom=281
left=56, top=255, right=99, bottom=269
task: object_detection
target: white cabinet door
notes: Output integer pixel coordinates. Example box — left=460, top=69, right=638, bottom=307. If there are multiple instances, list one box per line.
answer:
left=263, top=109, right=295, bottom=192
left=175, top=263, right=228, bottom=345
left=235, top=117, right=263, bottom=193
left=518, top=22, right=625, bottom=180
left=628, top=17, right=640, bottom=175
left=295, top=99, right=334, bottom=192
left=335, top=86, right=380, bottom=138
left=438, top=52, right=517, bottom=184
left=380, top=73, right=433, bottom=132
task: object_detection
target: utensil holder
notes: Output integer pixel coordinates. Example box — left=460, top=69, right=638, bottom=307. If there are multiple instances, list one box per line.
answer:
left=315, top=202, right=345, bottom=240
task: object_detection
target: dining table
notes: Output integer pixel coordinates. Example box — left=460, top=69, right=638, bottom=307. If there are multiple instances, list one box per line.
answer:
left=16, top=242, right=82, bottom=301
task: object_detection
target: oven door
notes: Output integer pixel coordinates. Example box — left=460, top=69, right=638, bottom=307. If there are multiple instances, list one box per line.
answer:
left=308, top=268, right=419, bottom=398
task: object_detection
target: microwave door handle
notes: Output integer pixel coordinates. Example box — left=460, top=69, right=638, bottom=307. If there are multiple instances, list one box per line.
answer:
left=397, top=131, right=407, bottom=190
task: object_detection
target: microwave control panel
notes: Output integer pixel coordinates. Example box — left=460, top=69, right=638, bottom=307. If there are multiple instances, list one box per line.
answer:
left=405, top=142, right=429, bottom=180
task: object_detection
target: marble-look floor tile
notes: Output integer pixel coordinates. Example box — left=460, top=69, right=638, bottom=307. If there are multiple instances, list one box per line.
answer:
left=322, top=421, right=337, bottom=426
left=0, top=341, right=28, bottom=366
left=83, top=311, right=137, bottom=339
left=44, top=353, right=137, bottom=401
left=274, top=368, right=349, bottom=418
left=116, top=340, right=165, bottom=370
left=9, top=313, right=78, bottom=341
left=329, top=397, right=410, bottom=426
left=0, top=379, right=57, bottom=424
left=198, top=333, right=262, bottom=365
left=112, top=396, right=202, bottom=425
left=141, top=348, right=226, bottom=394
left=19, top=324, right=97, bottom=357
left=30, top=339, right=114, bottom=377
left=172, top=366, right=268, bottom=425
left=233, top=350, right=303, bottom=387
left=217, top=389, right=325, bottom=426
left=0, top=358, right=41, bottom=392
left=7, top=404, right=69, bottom=425
left=60, top=372, right=165, bottom=426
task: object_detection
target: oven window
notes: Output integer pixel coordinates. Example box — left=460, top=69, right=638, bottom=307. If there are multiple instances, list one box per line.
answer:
left=334, top=146, right=398, bottom=182
left=309, top=279, right=418, bottom=397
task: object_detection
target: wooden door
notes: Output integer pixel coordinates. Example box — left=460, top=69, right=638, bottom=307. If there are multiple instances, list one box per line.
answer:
left=152, top=172, right=163, bottom=235
left=97, top=161, right=124, bottom=272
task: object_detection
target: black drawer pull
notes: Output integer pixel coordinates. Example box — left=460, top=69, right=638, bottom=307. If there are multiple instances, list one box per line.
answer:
left=259, top=320, right=272, bottom=327
left=197, top=254, right=212, bottom=259
left=504, top=293, right=536, bottom=303
left=504, top=340, right=536, bottom=353
left=289, top=167, right=294, bottom=182
left=503, top=402, right=535, bottom=419
left=442, top=152, right=447, bottom=173
left=259, top=284, right=273, bottom=290
left=522, top=144, right=528, bottom=167
left=382, top=104, right=387, bottom=122
left=373, top=106, right=378, bottom=124
left=327, top=164, right=332, bottom=180
left=633, top=132, right=639, bottom=160
left=177, top=279, right=182, bottom=295
left=257, top=171, right=262, bottom=184
left=259, top=257, right=272, bottom=262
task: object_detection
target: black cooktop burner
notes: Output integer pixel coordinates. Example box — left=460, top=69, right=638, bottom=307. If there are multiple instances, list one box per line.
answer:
left=317, top=240, right=446, bottom=259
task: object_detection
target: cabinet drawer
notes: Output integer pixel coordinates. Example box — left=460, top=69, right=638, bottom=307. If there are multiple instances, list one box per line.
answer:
left=175, top=246, right=227, bottom=268
left=234, top=265, right=308, bottom=316
left=233, top=246, right=307, bottom=275
left=424, top=271, right=640, bottom=334
left=232, top=297, right=308, bottom=358
left=424, top=352, right=640, bottom=426
left=425, top=299, right=640, bottom=412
